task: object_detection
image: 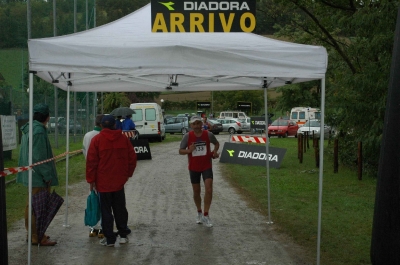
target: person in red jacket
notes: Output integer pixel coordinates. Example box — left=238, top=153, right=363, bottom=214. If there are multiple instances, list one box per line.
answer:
left=86, top=115, right=137, bottom=247
left=179, top=116, right=220, bottom=228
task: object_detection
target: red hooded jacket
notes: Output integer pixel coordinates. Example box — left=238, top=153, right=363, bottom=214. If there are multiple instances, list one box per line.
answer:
left=86, top=128, right=137, bottom=192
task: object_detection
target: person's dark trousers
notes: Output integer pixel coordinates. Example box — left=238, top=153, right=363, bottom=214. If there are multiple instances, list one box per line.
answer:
left=99, top=188, right=129, bottom=244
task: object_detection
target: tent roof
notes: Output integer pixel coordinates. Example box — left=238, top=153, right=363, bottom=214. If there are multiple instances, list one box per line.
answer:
left=28, top=4, right=327, bottom=92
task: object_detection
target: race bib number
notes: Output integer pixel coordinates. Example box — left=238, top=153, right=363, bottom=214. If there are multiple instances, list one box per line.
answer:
left=192, top=141, right=207, bottom=157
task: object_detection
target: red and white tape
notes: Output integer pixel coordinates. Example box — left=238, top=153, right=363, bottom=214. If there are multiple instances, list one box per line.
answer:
left=231, top=135, right=268, bottom=144
left=122, top=131, right=136, bottom=138
left=0, top=149, right=83, bottom=177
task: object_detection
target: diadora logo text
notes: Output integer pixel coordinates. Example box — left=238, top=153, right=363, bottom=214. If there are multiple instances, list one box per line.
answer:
left=238, top=151, right=278, bottom=162
left=254, top=121, right=266, bottom=125
left=183, top=1, right=251, bottom=11
left=134, top=146, right=149, bottom=153
left=219, top=142, right=286, bottom=168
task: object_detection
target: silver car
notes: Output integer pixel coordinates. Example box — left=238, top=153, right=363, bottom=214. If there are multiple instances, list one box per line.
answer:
left=216, top=118, right=243, bottom=134
left=165, top=116, right=190, bottom=134
left=297, top=119, right=331, bottom=138
left=238, top=117, right=251, bottom=132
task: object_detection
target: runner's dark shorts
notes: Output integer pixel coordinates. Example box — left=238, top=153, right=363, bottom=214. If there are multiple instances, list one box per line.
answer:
left=189, top=168, right=213, bottom=184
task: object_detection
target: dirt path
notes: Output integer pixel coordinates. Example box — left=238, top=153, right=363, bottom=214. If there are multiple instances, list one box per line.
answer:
left=7, top=135, right=308, bottom=265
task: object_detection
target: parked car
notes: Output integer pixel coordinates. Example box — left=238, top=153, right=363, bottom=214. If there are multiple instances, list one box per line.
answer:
left=297, top=119, right=331, bottom=138
left=165, top=116, right=190, bottom=134
left=58, top=119, right=83, bottom=134
left=163, top=114, right=174, bottom=122
left=238, top=117, right=251, bottom=132
left=218, top=111, right=248, bottom=119
left=47, top=117, right=64, bottom=133
left=130, top=103, right=166, bottom=142
left=216, top=118, right=243, bottom=134
left=268, top=119, right=299, bottom=138
left=207, top=119, right=223, bottom=135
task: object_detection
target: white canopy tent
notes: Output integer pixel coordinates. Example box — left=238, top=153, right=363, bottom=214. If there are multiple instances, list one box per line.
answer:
left=28, top=4, right=326, bottom=92
left=27, top=3, right=328, bottom=264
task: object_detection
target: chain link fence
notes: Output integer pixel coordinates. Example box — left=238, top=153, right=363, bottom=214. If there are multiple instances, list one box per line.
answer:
left=3, top=89, right=100, bottom=149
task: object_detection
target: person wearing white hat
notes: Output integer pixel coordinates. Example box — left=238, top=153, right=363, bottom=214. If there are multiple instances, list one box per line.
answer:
left=179, top=116, right=220, bottom=228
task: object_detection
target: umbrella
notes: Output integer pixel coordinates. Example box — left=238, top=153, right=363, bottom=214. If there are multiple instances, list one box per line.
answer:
left=32, top=189, right=64, bottom=244
left=110, top=107, right=135, bottom=117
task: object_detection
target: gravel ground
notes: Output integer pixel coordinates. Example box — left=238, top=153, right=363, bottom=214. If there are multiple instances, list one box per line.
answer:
left=7, top=134, right=310, bottom=265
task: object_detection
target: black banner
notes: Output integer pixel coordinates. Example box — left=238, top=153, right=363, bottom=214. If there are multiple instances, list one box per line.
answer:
left=237, top=101, right=251, bottom=110
left=130, top=139, right=152, bottom=160
left=197, top=101, right=211, bottom=108
left=151, top=0, right=256, bottom=33
left=250, top=116, right=267, bottom=130
left=219, top=142, right=286, bottom=168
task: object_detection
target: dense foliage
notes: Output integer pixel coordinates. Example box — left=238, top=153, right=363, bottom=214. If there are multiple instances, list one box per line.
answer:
left=262, top=0, right=399, bottom=176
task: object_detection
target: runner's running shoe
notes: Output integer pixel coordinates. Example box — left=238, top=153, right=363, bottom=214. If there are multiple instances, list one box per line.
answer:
left=196, top=212, right=203, bottom=224
left=202, top=215, right=213, bottom=227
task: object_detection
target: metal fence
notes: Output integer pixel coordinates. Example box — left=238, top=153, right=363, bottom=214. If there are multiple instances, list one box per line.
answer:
left=4, top=89, right=101, bottom=148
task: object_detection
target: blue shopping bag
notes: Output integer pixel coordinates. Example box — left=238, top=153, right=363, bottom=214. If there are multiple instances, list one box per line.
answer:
left=84, top=190, right=101, bottom=226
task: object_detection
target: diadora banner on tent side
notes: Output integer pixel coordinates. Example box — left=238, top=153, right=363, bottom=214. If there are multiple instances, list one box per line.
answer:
left=151, top=0, right=256, bottom=32
left=219, top=142, right=286, bottom=168
left=130, top=139, right=152, bottom=160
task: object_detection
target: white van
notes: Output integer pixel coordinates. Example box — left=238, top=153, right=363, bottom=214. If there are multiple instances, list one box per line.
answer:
left=290, top=107, right=320, bottom=127
left=218, top=111, right=247, bottom=119
left=129, top=103, right=166, bottom=142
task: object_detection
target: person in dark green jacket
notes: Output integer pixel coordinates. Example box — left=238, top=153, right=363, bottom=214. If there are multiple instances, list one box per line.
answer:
left=17, top=103, right=58, bottom=246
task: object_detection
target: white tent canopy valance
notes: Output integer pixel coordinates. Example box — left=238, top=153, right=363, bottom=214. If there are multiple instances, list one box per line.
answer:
left=28, top=4, right=327, bottom=92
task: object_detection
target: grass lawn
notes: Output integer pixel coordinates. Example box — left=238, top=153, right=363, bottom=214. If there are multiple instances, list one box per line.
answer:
left=222, top=137, right=375, bottom=265
left=3, top=133, right=375, bottom=264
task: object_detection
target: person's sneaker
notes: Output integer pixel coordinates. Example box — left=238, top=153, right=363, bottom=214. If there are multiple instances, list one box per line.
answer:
left=202, top=215, right=213, bottom=227
left=119, top=237, right=129, bottom=244
left=89, top=228, right=99, bottom=237
left=196, top=212, right=203, bottom=224
left=99, top=237, right=115, bottom=247
left=97, top=229, right=105, bottom=238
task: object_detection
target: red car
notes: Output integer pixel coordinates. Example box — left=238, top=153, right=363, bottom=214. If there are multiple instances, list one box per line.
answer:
left=268, top=119, right=299, bottom=138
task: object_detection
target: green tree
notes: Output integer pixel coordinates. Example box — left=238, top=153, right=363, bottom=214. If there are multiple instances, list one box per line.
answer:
left=265, top=0, right=399, bottom=175
left=96, top=0, right=148, bottom=23
left=126, top=92, right=161, bottom=103
left=275, top=81, right=321, bottom=111
left=213, top=90, right=265, bottom=115
left=103, top=92, right=131, bottom=113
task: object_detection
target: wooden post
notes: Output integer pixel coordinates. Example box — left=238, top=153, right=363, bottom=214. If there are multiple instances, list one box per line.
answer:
left=299, top=134, right=303, bottom=163
left=315, top=138, right=319, bottom=168
left=358, top=141, right=362, bottom=180
left=297, top=133, right=300, bottom=159
left=312, top=131, right=318, bottom=148
left=303, top=132, right=307, bottom=153
left=334, top=139, right=339, bottom=173
left=306, top=131, right=310, bottom=150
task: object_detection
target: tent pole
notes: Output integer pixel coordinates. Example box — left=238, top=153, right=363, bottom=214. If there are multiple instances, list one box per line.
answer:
left=63, top=86, right=71, bottom=228
left=316, top=77, right=326, bottom=265
left=264, top=87, right=272, bottom=224
left=27, top=72, right=34, bottom=265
